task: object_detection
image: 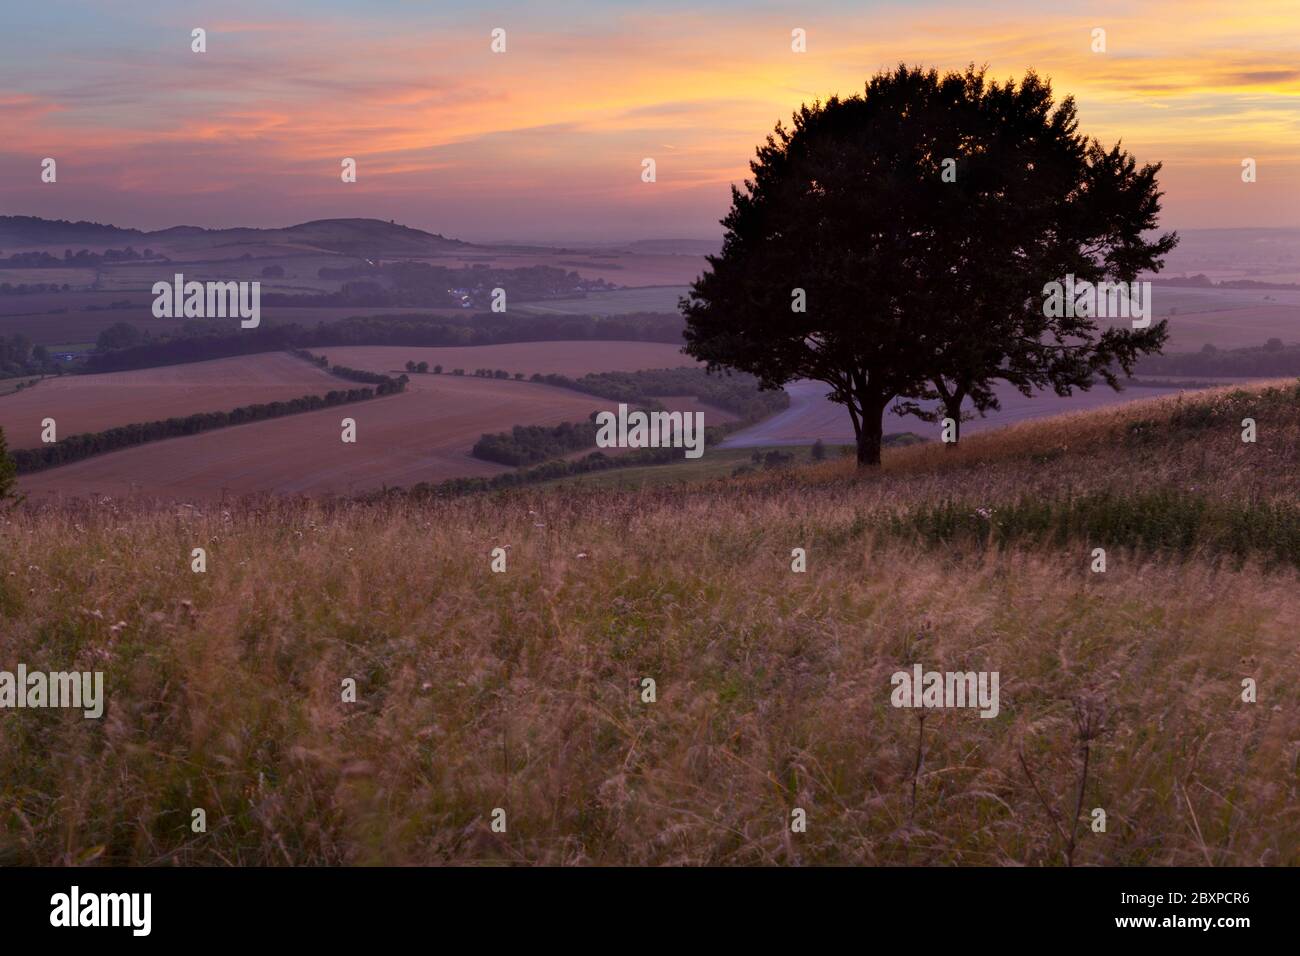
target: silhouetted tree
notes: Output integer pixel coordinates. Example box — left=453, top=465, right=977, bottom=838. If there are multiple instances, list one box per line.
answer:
left=683, top=65, right=1175, bottom=465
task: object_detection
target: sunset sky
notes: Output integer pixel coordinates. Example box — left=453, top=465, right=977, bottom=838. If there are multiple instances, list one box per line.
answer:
left=1, top=0, right=1296, bottom=241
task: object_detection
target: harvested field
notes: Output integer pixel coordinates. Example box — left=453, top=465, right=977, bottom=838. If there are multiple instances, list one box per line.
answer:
left=654, top=394, right=737, bottom=420
left=0, top=352, right=340, bottom=450
left=18, top=375, right=617, bottom=499
left=1162, top=304, right=1300, bottom=350
left=322, top=341, right=693, bottom=378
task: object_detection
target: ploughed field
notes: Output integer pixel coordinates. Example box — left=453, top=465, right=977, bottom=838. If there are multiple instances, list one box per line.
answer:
left=0, top=353, right=339, bottom=449
left=11, top=341, right=715, bottom=500
left=17, top=376, right=610, bottom=498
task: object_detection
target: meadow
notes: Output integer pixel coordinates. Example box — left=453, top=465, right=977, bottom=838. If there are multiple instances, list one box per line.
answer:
left=2, top=380, right=1295, bottom=865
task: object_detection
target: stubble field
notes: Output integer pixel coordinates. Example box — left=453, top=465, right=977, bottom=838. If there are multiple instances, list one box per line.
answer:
left=0, top=353, right=339, bottom=450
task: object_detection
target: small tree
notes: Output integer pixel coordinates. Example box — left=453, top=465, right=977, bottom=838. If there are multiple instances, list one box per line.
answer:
left=96, top=322, right=142, bottom=352
left=417, top=361, right=430, bottom=373
left=433, top=364, right=443, bottom=374
left=406, top=360, right=417, bottom=372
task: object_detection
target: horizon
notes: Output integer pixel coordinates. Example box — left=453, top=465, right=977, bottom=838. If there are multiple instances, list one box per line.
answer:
left=1, top=0, right=1296, bottom=242
left=7, top=212, right=1300, bottom=248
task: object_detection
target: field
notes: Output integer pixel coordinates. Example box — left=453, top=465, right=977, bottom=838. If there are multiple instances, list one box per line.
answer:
left=431, top=252, right=705, bottom=287
left=2, top=380, right=1297, bottom=865
left=0, top=301, right=470, bottom=348
left=0, top=353, right=339, bottom=450
left=1163, top=305, right=1300, bottom=350
left=321, top=341, right=692, bottom=377
left=17, top=372, right=644, bottom=499
left=513, top=286, right=691, bottom=315
left=9, top=342, right=728, bottom=498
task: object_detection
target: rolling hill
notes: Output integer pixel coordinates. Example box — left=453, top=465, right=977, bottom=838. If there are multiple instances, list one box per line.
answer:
left=0, top=216, right=470, bottom=258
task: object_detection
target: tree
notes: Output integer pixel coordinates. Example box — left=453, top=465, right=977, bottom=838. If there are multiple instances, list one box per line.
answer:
left=891, top=70, right=1174, bottom=445
left=416, top=361, right=430, bottom=373
left=682, top=65, right=1175, bottom=465
left=96, top=322, right=143, bottom=352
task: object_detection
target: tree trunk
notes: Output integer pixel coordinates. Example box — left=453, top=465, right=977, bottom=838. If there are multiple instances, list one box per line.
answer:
left=944, top=401, right=961, bottom=449
left=855, top=402, right=885, bottom=467
left=940, top=385, right=967, bottom=449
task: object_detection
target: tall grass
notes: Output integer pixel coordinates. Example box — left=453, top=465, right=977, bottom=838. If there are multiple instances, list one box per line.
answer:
left=0, top=379, right=1296, bottom=865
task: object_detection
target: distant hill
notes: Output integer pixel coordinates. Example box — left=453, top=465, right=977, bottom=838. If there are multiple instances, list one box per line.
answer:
left=0, top=216, right=472, bottom=257
left=620, top=238, right=721, bottom=256
left=0, top=216, right=147, bottom=247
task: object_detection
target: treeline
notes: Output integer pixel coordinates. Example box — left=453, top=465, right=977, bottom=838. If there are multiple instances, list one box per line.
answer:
left=1151, top=274, right=1300, bottom=291
left=470, top=367, right=787, bottom=466
left=0, top=247, right=161, bottom=268
left=473, top=419, right=601, bottom=466
left=469, top=367, right=788, bottom=469
left=81, top=312, right=686, bottom=373
left=264, top=262, right=612, bottom=309
left=11, top=386, right=397, bottom=475
left=1, top=333, right=61, bottom=379
left=385, top=412, right=750, bottom=500
left=289, top=349, right=408, bottom=391
left=1137, top=340, right=1300, bottom=378
left=527, top=366, right=790, bottom=419
left=0, top=282, right=73, bottom=295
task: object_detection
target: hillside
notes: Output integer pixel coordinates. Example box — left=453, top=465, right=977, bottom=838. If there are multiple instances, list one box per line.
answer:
left=1, top=380, right=1297, bottom=865
left=0, top=216, right=470, bottom=257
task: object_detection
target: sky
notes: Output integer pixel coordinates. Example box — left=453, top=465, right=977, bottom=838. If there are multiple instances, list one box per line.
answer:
left=0, top=0, right=1296, bottom=242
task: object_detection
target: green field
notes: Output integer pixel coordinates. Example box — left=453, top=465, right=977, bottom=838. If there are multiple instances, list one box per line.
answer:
left=536, top=444, right=834, bottom=490
left=514, top=285, right=689, bottom=316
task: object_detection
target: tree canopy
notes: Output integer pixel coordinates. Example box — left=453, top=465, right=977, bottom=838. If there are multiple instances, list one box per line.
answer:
left=682, top=64, right=1176, bottom=464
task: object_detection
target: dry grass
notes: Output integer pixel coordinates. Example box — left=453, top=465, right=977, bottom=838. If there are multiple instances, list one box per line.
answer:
left=1, top=380, right=1297, bottom=866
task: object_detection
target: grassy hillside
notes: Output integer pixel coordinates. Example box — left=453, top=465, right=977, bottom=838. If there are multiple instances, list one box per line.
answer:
left=1, top=381, right=1297, bottom=865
